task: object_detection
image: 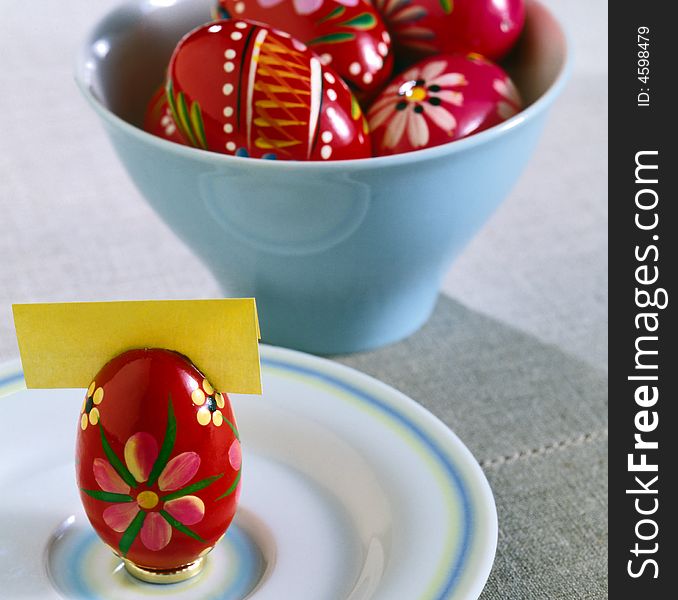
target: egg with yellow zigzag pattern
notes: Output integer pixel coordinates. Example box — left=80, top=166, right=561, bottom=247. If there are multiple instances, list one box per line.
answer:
left=167, top=20, right=371, bottom=161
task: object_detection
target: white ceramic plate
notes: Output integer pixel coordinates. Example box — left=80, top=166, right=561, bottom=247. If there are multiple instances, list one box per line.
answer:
left=0, top=346, right=496, bottom=599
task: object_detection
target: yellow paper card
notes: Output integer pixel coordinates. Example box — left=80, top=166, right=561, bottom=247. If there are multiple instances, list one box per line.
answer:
left=13, top=299, right=261, bottom=393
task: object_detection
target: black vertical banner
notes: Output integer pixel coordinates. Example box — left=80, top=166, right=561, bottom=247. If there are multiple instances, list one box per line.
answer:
left=609, top=4, right=677, bottom=596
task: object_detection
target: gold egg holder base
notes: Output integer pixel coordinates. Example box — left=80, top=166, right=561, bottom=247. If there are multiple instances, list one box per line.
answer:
left=123, top=556, right=205, bottom=584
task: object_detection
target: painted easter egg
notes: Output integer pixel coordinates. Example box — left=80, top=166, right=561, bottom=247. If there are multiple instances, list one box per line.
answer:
left=75, top=348, right=242, bottom=579
left=373, top=0, right=525, bottom=61
left=143, top=85, right=186, bottom=145
left=215, top=0, right=393, bottom=93
left=367, top=53, right=522, bottom=156
left=167, top=20, right=371, bottom=161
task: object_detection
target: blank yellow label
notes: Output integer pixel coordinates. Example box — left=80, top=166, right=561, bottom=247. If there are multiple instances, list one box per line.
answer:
left=12, top=299, right=261, bottom=393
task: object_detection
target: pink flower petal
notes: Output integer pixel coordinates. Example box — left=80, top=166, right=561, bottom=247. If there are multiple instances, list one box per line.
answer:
left=368, top=104, right=396, bottom=131
left=431, top=73, right=467, bottom=88
left=401, top=65, right=422, bottom=82
left=383, top=108, right=408, bottom=149
left=140, top=512, right=172, bottom=551
left=229, top=439, right=242, bottom=471
left=421, top=60, right=447, bottom=82
left=493, top=78, right=521, bottom=104
left=93, top=458, right=130, bottom=494
left=103, top=503, right=139, bottom=533
left=163, top=496, right=205, bottom=526
left=158, top=452, right=200, bottom=492
left=436, top=90, right=464, bottom=106
left=391, top=5, right=426, bottom=23
left=293, top=0, right=323, bottom=15
left=423, top=103, right=457, bottom=134
left=369, top=93, right=398, bottom=115
left=257, top=0, right=284, bottom=7
left=124, top=433, right=158, bottom=483
left=407, top=111, right=429, bottom=148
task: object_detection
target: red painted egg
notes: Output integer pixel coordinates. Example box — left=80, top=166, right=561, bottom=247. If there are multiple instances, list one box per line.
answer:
left=373, top=0, right=525, bottom=61
left=167, top=20, right=371, bottom=160
left=143, top=85, right=186, bottom=145
left=75, top=349, right=242, bottom=576
left=215, top=0, right=393, bottom=93
left=367, top=53, right=522, bottom=156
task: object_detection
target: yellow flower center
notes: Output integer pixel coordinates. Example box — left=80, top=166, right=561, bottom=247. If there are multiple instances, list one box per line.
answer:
left=137, top=490, right=159, bottom=510
left=407, top=86, right=427, bottom=102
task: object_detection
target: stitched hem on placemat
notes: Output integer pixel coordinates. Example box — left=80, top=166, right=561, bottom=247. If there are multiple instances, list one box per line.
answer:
left=480, top=428, right=608, bottom=469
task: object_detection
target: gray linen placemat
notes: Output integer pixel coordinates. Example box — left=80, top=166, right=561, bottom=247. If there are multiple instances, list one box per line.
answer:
left=336, top=296, right=608, bottom=599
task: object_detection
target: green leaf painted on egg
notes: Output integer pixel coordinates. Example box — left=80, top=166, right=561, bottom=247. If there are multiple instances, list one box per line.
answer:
left=119, top=510, right=146, bottom=556
left=439, top=0, right=453, bottom=15
left=146, top=397, right=176, bottom=487
left=216, top=470, right=241, bottom=501
left=177, top=92, right=199, bottom=147
left=316, top=5, right=345, bottom=25
left=307, top=32, right=356, bottom=46
left=339, top=12, right=377, bottom=30
left=160, top=510, right=205, bottom=542
left=190, top=102, right=208, bottom=150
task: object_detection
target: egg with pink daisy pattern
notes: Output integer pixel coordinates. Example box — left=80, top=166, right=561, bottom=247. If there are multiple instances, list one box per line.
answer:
left=367, top=53, right=522, bottom=156
left=75, top=348, right=242, bottom=582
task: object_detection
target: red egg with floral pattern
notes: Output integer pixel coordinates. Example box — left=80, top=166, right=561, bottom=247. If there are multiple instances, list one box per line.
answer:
left=143, top=85, right=186, bottom=145
left=368, top=53, right=522, bottom=156
left=167, top=19, right=370, bottom=160
left=215, top=0, right=393, bottom=93
left=75, top=348, right=242, bottom=580
left=373, top=0, right=524, bottom=61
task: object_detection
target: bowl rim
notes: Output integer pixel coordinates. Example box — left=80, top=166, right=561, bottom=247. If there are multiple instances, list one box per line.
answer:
left=75, top=0, right=572, bottom=172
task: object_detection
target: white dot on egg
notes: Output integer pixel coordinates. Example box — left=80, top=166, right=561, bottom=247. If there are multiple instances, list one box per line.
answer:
left=226, top=141, right=236, bottom=151
left=321, top=145, right=332, bottom=160
left=349, top=62, right=361, bottom=75
left=231, top=31, right=243, bottom=41
left=235, top=21, right=248, bottom=29
left=320, top=53, right=332, bottom=64
left=208, top=25, right=222, bottom=33
left=225, top=49, right=236, bottom=59
left=363, top=72, right=373, bottom=85
left=223, top=106, right=234, bottom=117
left=224, top=62, right=235, bottom=72
left=223, top=123, right=234, bottom=133
left=293, top=39, right=307, bottom=52
left=321, top=131, right=333, bottom=143
left=382, top=31, right=391, bottom=43
left=235, top=1, right=245, bottom=13
left=324, top=72, right=335, bottom=84
left=223, top=83, right=234, bottom=95
left=327, top=89, right=338, bottom=101
left=378, top=42, right=388, bottom=56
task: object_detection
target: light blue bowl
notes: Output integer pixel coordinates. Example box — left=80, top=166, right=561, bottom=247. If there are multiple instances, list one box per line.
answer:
left=75, top=0, right=570, bottom=354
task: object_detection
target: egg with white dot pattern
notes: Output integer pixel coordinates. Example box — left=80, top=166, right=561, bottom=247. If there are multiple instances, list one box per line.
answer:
left=214, top=0, right=393, bottom=94
left=167, top=20, right=371, bottom=161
